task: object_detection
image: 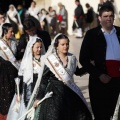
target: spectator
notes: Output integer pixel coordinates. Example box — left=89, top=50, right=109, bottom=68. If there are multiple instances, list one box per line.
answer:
left=16, top=18, right=51, bottom=60
left=72, top=0, right=84, bottom=38
left=58, top=2, right=67, bottom=34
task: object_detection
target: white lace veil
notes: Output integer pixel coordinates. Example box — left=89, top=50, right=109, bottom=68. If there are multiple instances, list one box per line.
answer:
left=44, top=33, right=63, bottom=56
left=7, top=4, right=23, bottom=26
left=44, top=33, right=77, bottom=76
left=18, top=36, right=46, bottom=85
left=26, top=33, right=63, bottom=109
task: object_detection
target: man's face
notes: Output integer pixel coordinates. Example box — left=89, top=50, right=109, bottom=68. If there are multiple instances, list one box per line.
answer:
left=25, top=26, right=36, bottom=36
left=100, top=0, right=104, bottom=3
left=99, top=11, right=114, bottom=29
left=0, top=14, right=6, bottom=24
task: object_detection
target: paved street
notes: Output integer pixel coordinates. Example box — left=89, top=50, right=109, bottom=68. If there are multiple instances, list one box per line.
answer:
left=68, top=35, right=92, bottom=112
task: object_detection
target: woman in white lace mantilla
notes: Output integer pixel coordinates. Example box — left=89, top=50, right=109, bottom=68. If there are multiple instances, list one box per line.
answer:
left=28, top=1, right=40, bottom=20
left=7, top=4, right=23, bottom=39
left=0, top=23, right=19, bottom=120
left=29, top=33, right=92, bottom=120
left=7, top=36, right=46, bottom=120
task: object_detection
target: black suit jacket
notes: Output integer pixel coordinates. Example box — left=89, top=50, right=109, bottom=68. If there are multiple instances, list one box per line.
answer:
left=16, top=30, right=51, bottom=60
left=80, top=25, right=120, bottom=79
left=73, top=5, right=84, bottom=30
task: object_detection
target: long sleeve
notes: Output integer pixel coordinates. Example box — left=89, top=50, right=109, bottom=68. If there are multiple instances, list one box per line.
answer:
left=75, top=5, right=84, bottom=19
left=75, top=66, right=87, bottom=76
left=36, top=65, right=51, bottom=100
left=37, top=30, right=51, bottom=51
left=16, top=34, right=28, bottom=60
left=79, top=30, right=102, bottom=78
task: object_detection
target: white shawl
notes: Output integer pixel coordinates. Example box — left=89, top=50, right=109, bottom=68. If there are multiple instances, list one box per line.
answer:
left=18, top=36, right=45, bottom=85
left=7, top=4, right=23, bottom=27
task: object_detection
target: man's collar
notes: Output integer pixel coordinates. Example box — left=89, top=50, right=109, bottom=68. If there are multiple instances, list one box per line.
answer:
left=101, top=27, right=116, bottom=34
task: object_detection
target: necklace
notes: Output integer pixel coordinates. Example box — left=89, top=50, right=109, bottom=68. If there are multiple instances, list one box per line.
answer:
left=33, top=56, right=41, bottom=62
left=58, top=55, right=68, bottom=68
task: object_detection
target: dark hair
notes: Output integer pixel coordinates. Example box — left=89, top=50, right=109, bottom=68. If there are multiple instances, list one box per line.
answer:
left=85, top=3, right=90, bottom=8
left=75, top=0, right=80, bottom=2
left=31, top=1, right=36, bottom=5
left=48, top=6, right=52, bottom=12
left=99, top=5, right=114, bottom=16
left=32, top=38, right=42, bottom=48
left=36, top=38, right=42, bottom=43
left=2, top=23, right=13, bottom=37
left=41, top=8, right=48, bottom=15
left=0, top=10, right=5, bottom=15
left=54, top=34, right=69, bottom=48
left=23, top=19, right=35, bottom=30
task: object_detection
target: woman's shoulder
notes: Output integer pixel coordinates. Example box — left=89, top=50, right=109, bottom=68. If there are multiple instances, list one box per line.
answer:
left=11, top=37, right=17, bottom=43
left=68, top=52, right=76, bottom=58
left=68, top=53, right=77, bottom=63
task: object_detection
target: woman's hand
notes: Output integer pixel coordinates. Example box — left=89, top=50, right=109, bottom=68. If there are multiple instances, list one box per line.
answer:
left=33, top=99, right=40, bottom=108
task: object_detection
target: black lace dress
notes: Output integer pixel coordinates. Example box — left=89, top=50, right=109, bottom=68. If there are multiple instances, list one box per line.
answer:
left=35, top=65, right=92, bottom=120
left=18, top=73, right=38, bottom=107
left=0, top=39, right=18, bottom=116
left=0, top=57, right=18, bottom=115
left=18, top=58, right=41, bottom=107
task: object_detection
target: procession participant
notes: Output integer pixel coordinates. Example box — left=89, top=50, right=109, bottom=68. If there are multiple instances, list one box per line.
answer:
left=0, top=23, right=19, bottom=120
left=32, top=33, right=92, bottom=120
left=7, top=36, right=45, bottom=120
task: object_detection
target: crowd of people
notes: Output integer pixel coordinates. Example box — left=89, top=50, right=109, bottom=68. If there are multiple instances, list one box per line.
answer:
left=0, top=0, right=118, bottom=39
left=0, top=0, right=120, bottom=120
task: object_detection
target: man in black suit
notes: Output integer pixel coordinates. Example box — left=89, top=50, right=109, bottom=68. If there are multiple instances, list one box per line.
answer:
left=16, top=18, right=51, bottom=60
left=80, top=5, right=120, bottom=120
left=73, top=0, right=84, bottom=38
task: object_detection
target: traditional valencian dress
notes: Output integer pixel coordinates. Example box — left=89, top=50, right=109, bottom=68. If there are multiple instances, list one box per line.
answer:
left=27, top=33, right=92, bottom=120
left=0, top=38, right=19, bottom=119
left=7, top=4, right=23, bottom=39
left=7, top=36, right=45, bottom=120
left=28, top=5, right=40, bottom=20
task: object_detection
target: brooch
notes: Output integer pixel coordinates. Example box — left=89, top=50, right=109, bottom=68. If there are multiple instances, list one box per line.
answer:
left=54, top=62, right=59, bottom=67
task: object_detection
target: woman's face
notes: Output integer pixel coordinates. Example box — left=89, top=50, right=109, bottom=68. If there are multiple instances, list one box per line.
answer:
left=0, top=14, right=6, bottom=24
left=32, top=41, right=42, bottom=56
left=9, top=6, right=14, bottom=11
left=58, top=5, right=62, bottom=9
left=31, top=2, right=36, bottom=8
left=57, top=38, right=69, bottom=54
left=50, top=7, right=53, bottom=12
left=5, top=27, right=14, bottom=39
